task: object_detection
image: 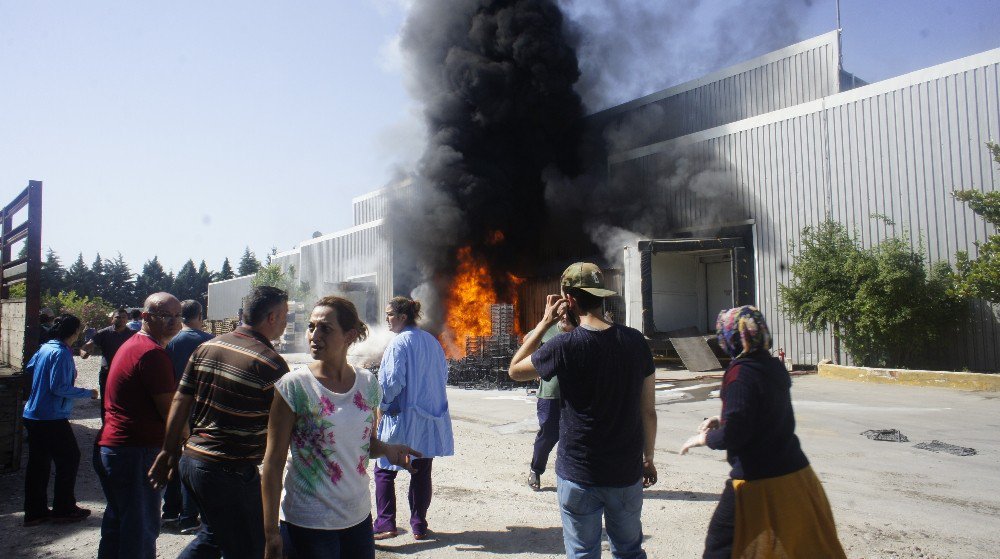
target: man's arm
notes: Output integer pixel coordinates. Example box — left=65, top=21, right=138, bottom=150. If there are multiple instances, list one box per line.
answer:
left=640, top=373, right=658, bottom=487
left=147, top=391, right=194, bottom=489
left=509, top=294, right=565, bottom=382
left=80, top=339, right=97, bottom=359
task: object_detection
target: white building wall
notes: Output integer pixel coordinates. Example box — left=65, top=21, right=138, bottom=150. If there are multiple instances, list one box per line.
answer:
left=206, top=274, right=254, bottom=320
left=609, top=47, right=1000, bottom=369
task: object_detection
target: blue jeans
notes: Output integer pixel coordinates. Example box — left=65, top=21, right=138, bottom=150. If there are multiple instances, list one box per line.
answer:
left=162, top=469, right=200, bottom=526
left=280, top=515, right=375, bottom=559
left=96, top=446, right=162, bottom=559
left=556, top=476, right=646, bottom=559
left=178, top=455, right=264, bottom=559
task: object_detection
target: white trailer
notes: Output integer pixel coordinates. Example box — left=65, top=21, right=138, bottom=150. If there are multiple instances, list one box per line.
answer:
left=622, top=237, right=754, bottom=338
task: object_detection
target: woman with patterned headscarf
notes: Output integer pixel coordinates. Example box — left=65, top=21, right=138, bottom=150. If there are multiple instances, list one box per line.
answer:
left=679, top=306, right=846, bottom=559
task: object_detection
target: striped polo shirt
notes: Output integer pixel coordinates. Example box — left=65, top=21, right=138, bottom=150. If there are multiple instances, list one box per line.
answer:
left=178, top=325, right=289, bottom=464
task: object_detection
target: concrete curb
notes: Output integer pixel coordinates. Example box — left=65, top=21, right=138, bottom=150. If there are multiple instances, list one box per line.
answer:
left=818, top=363, right=1000, bottom=392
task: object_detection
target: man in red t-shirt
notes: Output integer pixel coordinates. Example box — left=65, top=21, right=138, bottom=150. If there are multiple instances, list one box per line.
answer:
left=95, top=292, right=182, bottom=559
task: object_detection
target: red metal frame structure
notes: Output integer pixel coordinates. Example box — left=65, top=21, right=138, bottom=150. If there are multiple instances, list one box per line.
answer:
left=1, top=181, right=43, bottom=366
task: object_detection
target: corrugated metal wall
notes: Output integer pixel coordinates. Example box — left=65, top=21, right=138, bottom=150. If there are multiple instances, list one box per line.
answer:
left=206, top=274, right=254, bottom=320
left=352, top=190, right=388, bottom=226
left=609, top=49, right=1000, bottom=370
left=594, top=31, right=840, bottom=152
left=293, top=220, right=393, bottom=321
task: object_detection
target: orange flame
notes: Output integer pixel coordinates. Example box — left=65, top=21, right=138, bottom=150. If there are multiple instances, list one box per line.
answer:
left=440, top=246, right=523, bottom=358
left=441, top=247, right=498, bottom=358
left=486, top=230, right=505, bottom=245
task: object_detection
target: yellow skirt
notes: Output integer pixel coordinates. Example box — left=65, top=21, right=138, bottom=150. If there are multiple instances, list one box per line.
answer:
left=731, top=466, right=846, bottom=559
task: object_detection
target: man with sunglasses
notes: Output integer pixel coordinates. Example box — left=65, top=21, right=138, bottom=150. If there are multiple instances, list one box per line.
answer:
left=96, top=292, right=183, bottom=559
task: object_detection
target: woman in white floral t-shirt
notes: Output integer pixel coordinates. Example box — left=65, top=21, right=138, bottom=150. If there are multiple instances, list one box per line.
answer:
left=262, top=296, right=420, bottom=559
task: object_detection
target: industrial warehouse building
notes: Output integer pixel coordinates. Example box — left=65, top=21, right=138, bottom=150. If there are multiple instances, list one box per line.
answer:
left=212, top=30, right=1000, bottom=370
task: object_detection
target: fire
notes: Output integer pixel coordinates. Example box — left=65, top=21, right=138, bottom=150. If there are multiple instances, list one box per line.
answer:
left=441, top=247, right=498, bottom=358
left=440, top=246, right=522, bottom=359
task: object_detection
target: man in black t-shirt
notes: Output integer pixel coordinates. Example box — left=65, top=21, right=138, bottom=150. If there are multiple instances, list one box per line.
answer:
left=81, top=308, right=136, bottom=410
left=510, top=262, right=657, bottom=559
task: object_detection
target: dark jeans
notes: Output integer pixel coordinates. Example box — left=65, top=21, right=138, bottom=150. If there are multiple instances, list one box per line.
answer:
left=703, top=479, right=736, bottom=559
left=178, top=454, right=264, bottom=559
left=531, top=397, right=560, bottom=475
left=163, top=470, right=200, bottom=526
left=96, top=446, right=162, bottom=559
left=23, top=418, right=81, bottom=520
left=373, top=458, right=433, bottom=536
left=280, top=515, right=375, bottom=559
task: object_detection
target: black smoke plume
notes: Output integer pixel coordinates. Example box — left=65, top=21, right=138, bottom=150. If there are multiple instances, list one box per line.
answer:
left=390, top=0, right=588, bottom=311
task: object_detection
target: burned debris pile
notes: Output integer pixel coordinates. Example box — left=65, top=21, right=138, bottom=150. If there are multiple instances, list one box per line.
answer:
left=447, top=304, right=521, bottom=390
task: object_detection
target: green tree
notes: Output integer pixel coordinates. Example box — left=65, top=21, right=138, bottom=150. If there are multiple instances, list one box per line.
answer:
left=103, top=253, right=135, bottom=307
left=218, top=257, right=235, bottom=281
left=40, top=248, right=65, bottom=295
left=91, top=253, right=107, bottom=300
left=252, top=264, right=308, bottom=302
left=63, top=253, right=92, bottom=298
left=197, top=260, right=213, bottom=308
left=237, top=247, right=260, bottom=276
left=952, top=141, right=1000, bottom=303
left=44, top=291, right=115, bottom=333
left=845, top=238, right=965, bottom=368
left=135, top=256, right=173, bottom=300
left=780, top=219, right=966, bottom=369
left=777, top=221, right=860, bottom=363
left=173, top=260, right=200, bottom=302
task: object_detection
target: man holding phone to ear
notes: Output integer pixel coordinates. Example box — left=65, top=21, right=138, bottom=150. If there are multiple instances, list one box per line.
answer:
left=509, top=262, right=657, bottom=559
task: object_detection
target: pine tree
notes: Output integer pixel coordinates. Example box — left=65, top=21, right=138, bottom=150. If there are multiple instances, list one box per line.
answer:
left=197, top=261, right=212, bottom=308
left=237, top=247, right=260, bottom=276
left=218, top=258, right=235, bottom=281
left=134, top=256, right=173, bottom=301
left=64, top=253, right=92, bottom=297
left=91, top=253, right=106, bottom=300
left=40, top=248, right=65, bottom=295
left=173, top=260, right=200, bottom=302
left=104, top=253, right=135, bottom=307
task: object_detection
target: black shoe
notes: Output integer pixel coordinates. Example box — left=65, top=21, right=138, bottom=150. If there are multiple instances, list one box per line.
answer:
left=528, top=471, right=541, bottom=491
left=179, top=522, right=201, bottom=535
left=50, top=506, right=90, bottom=523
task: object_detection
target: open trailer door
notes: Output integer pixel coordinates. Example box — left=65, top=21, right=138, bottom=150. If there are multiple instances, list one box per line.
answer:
left=623, top=237, right=755, bottom=337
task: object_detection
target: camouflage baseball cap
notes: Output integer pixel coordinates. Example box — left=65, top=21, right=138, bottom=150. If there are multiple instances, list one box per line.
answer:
left=560, top=262, right=617, bottom=297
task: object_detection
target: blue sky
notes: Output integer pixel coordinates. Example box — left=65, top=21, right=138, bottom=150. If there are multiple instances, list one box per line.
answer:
left=1, top=0, right=997, bottom=275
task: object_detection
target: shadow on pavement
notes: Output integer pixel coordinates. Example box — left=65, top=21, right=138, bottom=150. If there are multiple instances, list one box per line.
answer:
left=377, top=525, right=565, bottom=555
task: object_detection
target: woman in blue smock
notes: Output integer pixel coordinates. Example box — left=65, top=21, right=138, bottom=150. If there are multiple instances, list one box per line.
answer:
left=372, top=296, right=454, bottom=541
left=22, top=313, right=98, bottom=526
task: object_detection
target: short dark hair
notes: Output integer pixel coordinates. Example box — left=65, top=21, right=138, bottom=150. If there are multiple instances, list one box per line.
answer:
left=180, top=300, right=203, bottom=323
left=563, top=287, right=604, bottom=313
left=130, top=309, right=142, bottom=320
left=315, top=296, right=368, bottom=343
left=388, top=296, right=421, bottom=326
left=51, top=313, right=82, bottom=341
left=244, top=286, right=288, bottom=326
